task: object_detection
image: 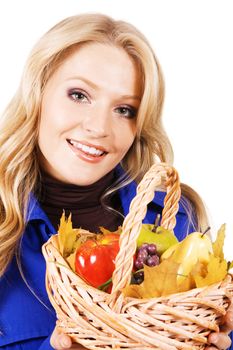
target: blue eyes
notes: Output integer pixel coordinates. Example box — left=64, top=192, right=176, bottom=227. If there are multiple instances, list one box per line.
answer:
left=68, top=89, right=137, bottom=119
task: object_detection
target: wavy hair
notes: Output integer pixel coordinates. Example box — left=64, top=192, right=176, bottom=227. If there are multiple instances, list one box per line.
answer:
left=0, top=13, right=208, bottom=277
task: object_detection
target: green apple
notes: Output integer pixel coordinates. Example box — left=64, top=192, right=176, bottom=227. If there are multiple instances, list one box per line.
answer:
left=136, top=224, right=178, bottom=256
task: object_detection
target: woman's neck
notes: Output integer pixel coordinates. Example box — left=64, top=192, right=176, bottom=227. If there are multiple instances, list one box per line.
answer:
left=37, top=169, right=123, bottom=232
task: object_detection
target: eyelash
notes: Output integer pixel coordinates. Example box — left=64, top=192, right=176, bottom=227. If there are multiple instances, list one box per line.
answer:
left=68, top=89, right=89, bottom=103
left=115, top=106, right=137, bottom=119
left=68, top=89, right=137, bottom=119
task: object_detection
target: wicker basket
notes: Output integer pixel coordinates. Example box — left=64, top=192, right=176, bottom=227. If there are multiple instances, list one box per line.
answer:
left=42, top=163, right=233, bottom=350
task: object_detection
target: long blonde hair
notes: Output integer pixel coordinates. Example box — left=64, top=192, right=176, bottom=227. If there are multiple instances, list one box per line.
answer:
left=0, top=13, right=208, bottom=277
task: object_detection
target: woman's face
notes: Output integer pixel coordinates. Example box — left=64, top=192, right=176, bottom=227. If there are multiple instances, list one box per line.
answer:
left=38, top=43, right=141, bottom=185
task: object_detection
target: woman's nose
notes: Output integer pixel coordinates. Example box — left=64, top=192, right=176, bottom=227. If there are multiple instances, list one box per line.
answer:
left=82, top=105, right=110, bottom=138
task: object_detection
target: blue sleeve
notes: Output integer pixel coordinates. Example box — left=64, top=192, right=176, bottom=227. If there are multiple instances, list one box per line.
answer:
left=38, top=335, right=53, bottom=350
left=228, top=332, right=233, bottom=350
left=0, top=335, right=53, bottom=350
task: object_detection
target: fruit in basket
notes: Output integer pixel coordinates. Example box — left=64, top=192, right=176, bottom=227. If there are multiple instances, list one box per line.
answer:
left=133, top=243, right=160, bottom=284
left=75, top=233, right=120, bottom=288
left=136, top=218, right=178, bottom=256
left=123, top=225, right=229, bottom=299
left=161, top=228, right=213, bottom=284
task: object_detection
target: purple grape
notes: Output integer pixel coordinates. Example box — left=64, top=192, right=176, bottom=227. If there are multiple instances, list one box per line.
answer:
left=134, top=270, right=144, bottom=279
left=147, top=244, right=157, bottom=255
left=135, top=277, right=144, bottom=284
left=139, top=243, right=149, bottom=250
left=134, top=270, right=144, bottom=284
left=146, top=255, right=160, bottom=267
left=134, top=258, right=144, bottom=270
left=137, top=249, right=148, bottom=262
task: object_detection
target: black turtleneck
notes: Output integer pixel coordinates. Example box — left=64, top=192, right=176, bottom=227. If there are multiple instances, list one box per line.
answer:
left=37, top=170, right=124, bottom=233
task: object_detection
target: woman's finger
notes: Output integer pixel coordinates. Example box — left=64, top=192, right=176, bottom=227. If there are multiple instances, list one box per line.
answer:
left=221, top=311, right=233, bottom=333
left=208, top=332, right=232, bottom=350
left=220, top=307, right=233, bottom=333
left=50, top=326, right=87, bottom=349
left=50, top=327, right=72, bottom=349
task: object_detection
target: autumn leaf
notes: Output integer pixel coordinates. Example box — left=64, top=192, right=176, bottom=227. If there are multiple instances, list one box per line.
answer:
left=66, top=251, right=76, bottom=272
left=144, top=261, right=180, bottom=297
left=192, top=255, right=228, bottom=288
left=123, top=258, right=192, bottom=299
left=58, top=212, right=97, bottom=259
left=123, top=255, right=228, bottom=299
left=122, top=283, right=147, bottom=299
left=191, top=260, right=208, bottom=279
left=123, top=223, right=230, bottom=299
left=176, top=273, right=195, bottom=293
left=58, top=212, right=77, bottom=257
left=212, top=224, right=226, bottom=261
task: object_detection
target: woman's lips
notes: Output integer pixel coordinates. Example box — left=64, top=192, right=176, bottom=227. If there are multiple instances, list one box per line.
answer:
left=66, top=139, right=108, bottom=163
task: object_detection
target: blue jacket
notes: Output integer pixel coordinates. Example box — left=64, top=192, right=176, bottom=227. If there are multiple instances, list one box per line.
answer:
left=0, top=173, right=231, bottom=349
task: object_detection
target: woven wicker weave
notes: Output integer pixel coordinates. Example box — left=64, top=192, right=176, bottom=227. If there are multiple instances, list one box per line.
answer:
left=42, top=163, right=233, bottom=350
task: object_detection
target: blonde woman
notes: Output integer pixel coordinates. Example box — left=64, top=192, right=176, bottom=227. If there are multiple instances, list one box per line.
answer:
left=0, top=14, right=232, bottom=350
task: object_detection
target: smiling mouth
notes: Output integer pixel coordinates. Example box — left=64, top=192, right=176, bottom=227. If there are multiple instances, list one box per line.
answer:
left=67, top=139, right=107, bottom=157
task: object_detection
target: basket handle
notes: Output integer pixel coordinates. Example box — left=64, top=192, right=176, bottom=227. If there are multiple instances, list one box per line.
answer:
left=110, top=162, right=181, bottom=296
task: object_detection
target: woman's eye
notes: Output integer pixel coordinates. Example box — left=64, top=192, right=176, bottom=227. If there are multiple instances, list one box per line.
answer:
left=115, top=106, right=137, bottom=119
left=68, top=90, right=89, bottom=103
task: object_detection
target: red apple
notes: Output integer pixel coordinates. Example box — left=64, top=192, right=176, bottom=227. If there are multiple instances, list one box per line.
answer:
left=75, top=233, right=120, bottom=288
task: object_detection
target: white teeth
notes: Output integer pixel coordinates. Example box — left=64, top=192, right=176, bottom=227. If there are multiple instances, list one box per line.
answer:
left=82, top=145, right=89, bottom=153
left=69, top=140, right=104, bottom=156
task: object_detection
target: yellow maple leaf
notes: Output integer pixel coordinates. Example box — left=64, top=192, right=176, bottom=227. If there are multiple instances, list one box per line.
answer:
left=123, top=258, right=192, bottom=299
left=191, top=260, right=208, bottom=278
left=192, top=255, right=228, bottom=288
left=122, top=283, right=149, bottom=299
left=58, top=212, right=77, bottom=257
left=212, top=224, right=226, bottom=261
left=66, top=250, right=76, bottom=272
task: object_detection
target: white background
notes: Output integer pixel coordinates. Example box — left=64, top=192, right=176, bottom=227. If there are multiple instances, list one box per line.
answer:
left=0, top=1, right=232, bottom=258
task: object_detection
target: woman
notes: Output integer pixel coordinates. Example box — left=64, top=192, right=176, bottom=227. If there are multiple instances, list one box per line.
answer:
left=0, top=13, right=232, bottom=350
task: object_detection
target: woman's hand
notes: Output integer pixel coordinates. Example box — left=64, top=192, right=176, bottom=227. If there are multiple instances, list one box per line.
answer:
left=205, top=302, right=233, bottom=349
left=50, top=326, right=86, bottom=349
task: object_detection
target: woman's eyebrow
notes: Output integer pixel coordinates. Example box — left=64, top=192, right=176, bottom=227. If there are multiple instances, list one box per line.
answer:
left=66, top=75, right=141, bottom=101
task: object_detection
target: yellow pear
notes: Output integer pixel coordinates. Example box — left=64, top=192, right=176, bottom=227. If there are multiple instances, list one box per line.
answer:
left=161, top=230, right=213, bottom=284
left=136, top=224, right=178, bottom=256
